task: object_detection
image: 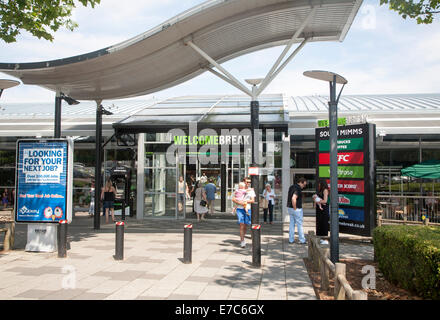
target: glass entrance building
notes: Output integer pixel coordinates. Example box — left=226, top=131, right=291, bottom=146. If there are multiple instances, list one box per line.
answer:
left=0, top=93, right=439, bottom=223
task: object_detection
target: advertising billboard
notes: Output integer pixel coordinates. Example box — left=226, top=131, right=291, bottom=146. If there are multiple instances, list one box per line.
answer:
left=315, top=123, right=376, bottom=236
left=15, top=139, right=73, bottom=223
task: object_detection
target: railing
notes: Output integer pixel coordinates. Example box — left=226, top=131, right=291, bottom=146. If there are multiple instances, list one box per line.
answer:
left=377, top=195, right=440, bottom=224
left=307, top=231, right=368, bottom=300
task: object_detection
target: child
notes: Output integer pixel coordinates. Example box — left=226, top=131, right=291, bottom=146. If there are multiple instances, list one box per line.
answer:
left=233, top=182, right=250, bottom=216
left=313, top=194, right=323, bottom=210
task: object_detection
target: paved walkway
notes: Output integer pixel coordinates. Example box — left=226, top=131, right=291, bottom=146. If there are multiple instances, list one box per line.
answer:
left=0, top=213, right=373, bottom=300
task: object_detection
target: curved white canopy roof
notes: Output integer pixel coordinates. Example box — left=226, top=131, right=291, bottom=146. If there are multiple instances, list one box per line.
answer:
left=0, top=0, right=361, bottom=101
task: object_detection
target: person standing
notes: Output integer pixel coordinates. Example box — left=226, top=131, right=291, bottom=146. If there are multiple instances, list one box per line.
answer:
left=2, top=188, right=9, bottom=209
left=200, top=172, right=208, bottom=185
left=232, top=177, right=255, bottom=248
left=188, top=175, right=196, bottom=214
left=177, top=176, right=189, bottom=213
left=194, top=181, right=208, bottom=221
left=101, top=179, right=116, bottom=224
left=204, top=178, right=217, bottom=214
left=314, top=179, right=329, bottom=245
left=262, top=183, right=275, bottom=224
left=287, top=177, right=307, bottom=244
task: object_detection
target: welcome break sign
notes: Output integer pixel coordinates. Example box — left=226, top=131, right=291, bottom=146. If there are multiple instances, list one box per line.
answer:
left=315, top=123, right=376, bottom=236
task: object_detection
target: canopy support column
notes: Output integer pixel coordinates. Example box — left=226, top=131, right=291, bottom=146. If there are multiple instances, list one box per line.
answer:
left=185, top=40, right=252, bottom=97
left=256, top=7, right=316, bottom=96
left=185, top=6, right=314, bottom=100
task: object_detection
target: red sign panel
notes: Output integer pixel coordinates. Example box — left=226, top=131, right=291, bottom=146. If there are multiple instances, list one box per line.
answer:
left=326, top=179, right=365, bottom=193
left=319, top=152, right=364, bottom=165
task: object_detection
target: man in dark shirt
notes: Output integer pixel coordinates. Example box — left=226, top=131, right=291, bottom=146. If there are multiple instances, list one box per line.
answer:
left=287, top=177, right=307, bottom=244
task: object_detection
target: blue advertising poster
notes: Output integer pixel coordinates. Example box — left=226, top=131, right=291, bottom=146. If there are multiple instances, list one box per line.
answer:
left=15, top=140, right=70, bottom=223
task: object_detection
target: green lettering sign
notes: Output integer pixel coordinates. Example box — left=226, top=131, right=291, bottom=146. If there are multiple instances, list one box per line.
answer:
left=319, top=166, right=364, bottom=179
left=319, top=137, right=363, bottom=152
left=318, top=118, right=346, bottom=127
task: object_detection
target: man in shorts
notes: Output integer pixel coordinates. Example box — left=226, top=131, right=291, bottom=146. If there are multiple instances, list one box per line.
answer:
left=232, top=177, right=255, bottom=248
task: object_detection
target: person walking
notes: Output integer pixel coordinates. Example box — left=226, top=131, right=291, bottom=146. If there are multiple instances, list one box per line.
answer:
left=262, top=183, right=275, bottom=224
left=204, top=178, right=217, bottom=214
left=287, top=177, right=307, bottom=244
left=314, top=179, right=329, bottom=245
left=101, top=179, right=117, bottom=224
left=177, top=176, right=189, bottom=213
left=194, top=181, right=208, bottom=221
left=232, top=177, right=255, bottom=248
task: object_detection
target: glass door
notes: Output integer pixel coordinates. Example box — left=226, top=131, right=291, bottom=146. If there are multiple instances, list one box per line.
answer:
left=144, top=152, right=177, bottom=218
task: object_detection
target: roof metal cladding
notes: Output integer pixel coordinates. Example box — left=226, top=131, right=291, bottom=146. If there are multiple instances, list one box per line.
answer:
left=0, top=94, right=439, bottom=137
left=287, top=94, right=440, bottom=113
left=0, top=0, right=362, bottom=100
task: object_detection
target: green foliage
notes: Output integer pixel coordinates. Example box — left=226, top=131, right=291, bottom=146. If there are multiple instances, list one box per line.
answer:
left=373, top=225, right=440, bottom=299
left=0, top=0, right=101, bottom=43
left=380, top=0, right=440, bottom=24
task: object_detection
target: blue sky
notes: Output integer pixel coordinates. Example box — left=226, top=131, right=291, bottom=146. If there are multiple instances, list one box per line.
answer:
left=0, top=0, right=439, bottom=103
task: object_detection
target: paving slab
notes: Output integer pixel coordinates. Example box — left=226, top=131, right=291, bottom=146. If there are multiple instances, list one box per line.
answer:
left=0, top=212, right=374, bottom=301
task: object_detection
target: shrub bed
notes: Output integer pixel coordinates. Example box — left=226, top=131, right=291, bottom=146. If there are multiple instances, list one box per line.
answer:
left=373, top=225, right=440, bottom=299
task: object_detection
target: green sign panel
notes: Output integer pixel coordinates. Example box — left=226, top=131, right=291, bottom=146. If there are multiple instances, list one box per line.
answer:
left=338, top=194, right=364, bottom=207
left=318, top=137, right=364, bottom=152
left=318, top=118, right=346, bottom=127
left=319, top=166, right=365, bottom=179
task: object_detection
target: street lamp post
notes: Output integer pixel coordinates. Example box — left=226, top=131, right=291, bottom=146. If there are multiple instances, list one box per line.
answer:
left=245, top=78, right=263, bottom=268
left=303, top=70, right=347, bottom=263
left=94, top=103, right=113, bottom=230
left=54, top=92, right=79, bottom=138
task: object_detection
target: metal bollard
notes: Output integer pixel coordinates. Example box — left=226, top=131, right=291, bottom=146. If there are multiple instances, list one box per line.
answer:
left=115, top=221, right=124, bottom=260
left=57, top=220, right=68, bottom=258
left=183, top=224, right=193, bottom=264
left=251, top=224, right=261, bottom=268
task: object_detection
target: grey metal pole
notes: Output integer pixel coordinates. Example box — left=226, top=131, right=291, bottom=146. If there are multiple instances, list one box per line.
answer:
left=183, top=224, right=193, bottom=264
left=250, top=98, right=261, bottom=267
left=55, top=95, right=62, bottom=138
left=115, top=221, right=124, bottom=260
left=251, top=224, right=261, bottom=267
left=94, top=104, right=102, bottom=230
left=57, top=220, right=68, bottom=258
left=329, top=76, right=339, bottom=263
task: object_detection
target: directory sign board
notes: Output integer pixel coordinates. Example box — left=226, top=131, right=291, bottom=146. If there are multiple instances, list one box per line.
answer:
left=15, top=139, right=73, bottom=223
left=315, top=123, right=376, bottom=236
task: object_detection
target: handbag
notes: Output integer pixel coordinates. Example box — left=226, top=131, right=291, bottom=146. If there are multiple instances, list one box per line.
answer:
left=261, top=198, right=268, bottom=209
left=200, top=199, right=207, bottom=207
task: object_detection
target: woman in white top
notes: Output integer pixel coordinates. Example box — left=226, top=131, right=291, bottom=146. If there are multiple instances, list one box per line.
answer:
left=194, top=181, right=208, bottom=221
left=177, top=176, right=189, bottom=213
left=262, top=183, right=275, bottom=224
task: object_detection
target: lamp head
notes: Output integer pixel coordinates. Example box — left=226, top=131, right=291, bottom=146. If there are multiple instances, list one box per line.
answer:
left=245, top=78, right=263, bottom=86
left=303, top=70, right=347, bottom=84
left=60, top=93, right=80, bottom=105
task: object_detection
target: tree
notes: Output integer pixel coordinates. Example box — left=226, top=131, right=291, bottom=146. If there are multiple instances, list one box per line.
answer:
left=0, top=0, right=101, bottom=43
left=380, top=0, right=440, bottom=24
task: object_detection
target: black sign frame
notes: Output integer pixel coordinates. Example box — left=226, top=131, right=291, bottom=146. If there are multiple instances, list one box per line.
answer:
left=315, top=123, right=376, bottom=236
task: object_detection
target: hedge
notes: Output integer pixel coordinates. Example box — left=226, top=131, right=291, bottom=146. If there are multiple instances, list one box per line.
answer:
left=373, top=225, right=440, bottom=299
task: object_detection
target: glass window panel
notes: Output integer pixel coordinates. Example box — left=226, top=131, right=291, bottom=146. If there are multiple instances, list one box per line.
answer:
left=0, top=151, right=15, bottom=167
left=0, top=168, right=15, bottom=187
